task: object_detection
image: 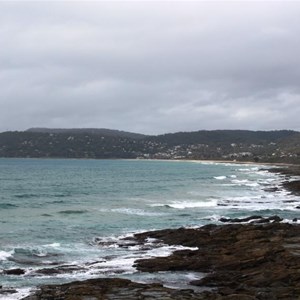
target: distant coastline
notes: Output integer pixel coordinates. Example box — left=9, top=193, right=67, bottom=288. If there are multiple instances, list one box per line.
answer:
left=0, top=128, right=299, bottom=164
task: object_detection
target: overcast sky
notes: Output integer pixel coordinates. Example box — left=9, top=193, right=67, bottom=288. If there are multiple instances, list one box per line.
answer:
left=1, top=1, right=300, bottom=134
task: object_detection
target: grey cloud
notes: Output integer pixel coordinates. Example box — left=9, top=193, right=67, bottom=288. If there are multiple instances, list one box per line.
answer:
left=0, top=1, right=300, bottom=134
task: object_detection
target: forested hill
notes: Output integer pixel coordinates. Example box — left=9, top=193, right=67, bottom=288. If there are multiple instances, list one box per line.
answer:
left=0, top=128, right=299, bottom=163
left=151, top=130, right=296, bottom=146
left=26, top=128, right=146, bottom=139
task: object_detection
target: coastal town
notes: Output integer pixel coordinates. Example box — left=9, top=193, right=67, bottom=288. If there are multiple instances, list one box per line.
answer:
left=0, top=128, right=299, bottom=164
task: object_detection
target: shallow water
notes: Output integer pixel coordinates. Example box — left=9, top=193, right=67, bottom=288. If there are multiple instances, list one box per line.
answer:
left=0, top=158, right=299, bottom=298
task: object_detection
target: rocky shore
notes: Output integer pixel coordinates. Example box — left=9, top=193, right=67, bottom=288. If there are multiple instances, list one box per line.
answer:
left=269, top=165, right=300, bottom=196
left=12, top=166, right=300, bottom=299
left=20, top=219, right=300, bottom=300
left=133, top=221, right=300, bottom=299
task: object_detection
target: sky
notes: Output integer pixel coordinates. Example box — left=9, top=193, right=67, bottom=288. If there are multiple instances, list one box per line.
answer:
left=1, top=1, right=300, bottom=135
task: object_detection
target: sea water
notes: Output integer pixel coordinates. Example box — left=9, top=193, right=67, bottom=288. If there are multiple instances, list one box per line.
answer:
left=0, top=158, right=299, bottom=299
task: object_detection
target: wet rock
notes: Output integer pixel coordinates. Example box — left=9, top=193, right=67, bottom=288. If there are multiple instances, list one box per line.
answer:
left=219, top=216, right=262, bottom=223
left=263, top=187, right=279, bottom=192
left=0, top=287, right=18, bottom=294
left=21, top=222, right=300, bottom=299
left=134, top=223, right=300, bottom=299
left=22, top=278, right=213, bottom=300
left=267, top=166, right=300, bottom=176
left=268, top=167, right=300, bottom=195
left=251, top=215, right=283, bottom=223
left=3, top=268, right=25, bottom=275
left=33, top=264, right=84, bottom=275
left=283, top=180, right=300, bottom=195
left=219, top=215, right=283, bottom=224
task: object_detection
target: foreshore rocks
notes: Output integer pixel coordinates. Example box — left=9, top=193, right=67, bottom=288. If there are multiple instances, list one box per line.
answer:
left=0, top=286, right=17, bottom=295
left=219, top=215, right=283, bottom=223
left=268, top=165, right=300, bottom=196
left=283, top=180, right=300, bottom=196
left=23, top=278, right=214, bottom=300
left=23, top=221, right=300, bottom=299
left=2, top=268, right=25, bottom=275
left=133, top=222, right=300, bottom=299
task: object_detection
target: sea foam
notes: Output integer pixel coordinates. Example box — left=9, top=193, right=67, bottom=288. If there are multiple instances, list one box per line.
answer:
left=0, top=250, right=12, bottom=260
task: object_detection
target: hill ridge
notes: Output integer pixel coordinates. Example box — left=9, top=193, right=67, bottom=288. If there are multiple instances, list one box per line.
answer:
left=0, top=128, right=299, bottom=163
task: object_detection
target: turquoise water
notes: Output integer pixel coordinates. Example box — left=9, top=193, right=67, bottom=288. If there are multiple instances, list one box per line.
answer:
left=0, top=158, right=299, bottom=298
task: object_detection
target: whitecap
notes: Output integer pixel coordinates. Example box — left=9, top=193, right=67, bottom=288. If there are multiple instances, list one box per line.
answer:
left=166, top=199, right=218, bottom=209
left=237, top=168, right=252, bottom=172
left=214, top=176, right=227, bottom=180
left=232, top=179, right=250, bottom=183
left=43, top=243, right=61, bottom=248
left=231, top=179, right=259, bottom=187
left=0, top=250, right=12, bottom=260
left=245, top=183, right=259, bottom=187
left=110, top=208, right=167, bottom=217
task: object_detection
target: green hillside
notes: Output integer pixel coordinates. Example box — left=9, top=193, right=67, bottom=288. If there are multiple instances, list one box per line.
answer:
left=0, top=129, right=299, bottom=163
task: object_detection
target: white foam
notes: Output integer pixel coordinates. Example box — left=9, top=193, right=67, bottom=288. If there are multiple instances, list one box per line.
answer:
left=258, top=178, right=277, bottom=183
left=145, top=245, right=198, bottom=257
left=89, top=255, right=137, bottom=274
left=195, top=161, right=243, bottom=167
left=232, top=179, right=250, bottom=184
left=0, top=250, right=12, bottom=260
left=217, top=190, right=300, bottom=210
left=166, top=199, right=217, bottom=209
left=284, top=218, right=300, bottom=224
left=85, top=241, right=198, bottom=277
left=214, top=176, right=227, bottom=180
left=246, top=183, right=259, bottom=187
left=86, top=233, right=199, bottom=277
left=111, top=208, right=167, bottom=217
left=238, top=167, right=259, bottom=172
left=255, top=170, right=271, bottom=176
left=187, top=191, right=203, bottom=196
left=0, top=287, right=32, bottom=300
left=43, top=242, right=61, bottom=248
left=230, top=179, right=259, bottom=187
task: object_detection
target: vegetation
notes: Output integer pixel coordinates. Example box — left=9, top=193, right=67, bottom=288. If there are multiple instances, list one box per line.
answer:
left=0, top=128, right=299, bottom=163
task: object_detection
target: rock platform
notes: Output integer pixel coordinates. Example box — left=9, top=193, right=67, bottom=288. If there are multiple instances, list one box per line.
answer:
left=22, top=221, right=300, bottom=299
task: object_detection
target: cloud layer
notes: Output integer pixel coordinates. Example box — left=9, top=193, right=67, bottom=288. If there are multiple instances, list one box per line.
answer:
left=1, top=1, right=300, bottom=134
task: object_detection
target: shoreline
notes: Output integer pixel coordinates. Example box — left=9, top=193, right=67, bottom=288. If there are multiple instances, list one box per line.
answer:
left=2, top=159, right=300, bottom=299
left=139, top=159, right=300, bottom=195
left=1, top=156, right=299, bottom=167
left=22, top=221, right=300, bottom=300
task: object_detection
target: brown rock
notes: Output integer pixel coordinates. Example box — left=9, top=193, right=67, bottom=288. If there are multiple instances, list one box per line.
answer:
left=22, top=278, right=212, bottom=299
left=134, top=223, right=300, bottom=298
left=22, top=222, right=300, bottom=299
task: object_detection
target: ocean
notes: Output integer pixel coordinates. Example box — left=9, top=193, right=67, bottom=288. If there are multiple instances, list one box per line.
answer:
left=0, top=158, right=299, bottom=299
